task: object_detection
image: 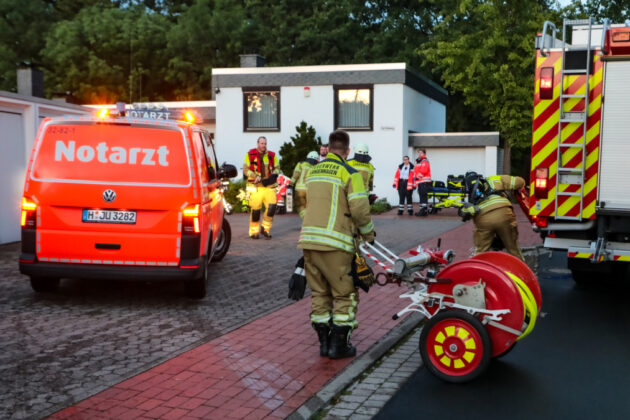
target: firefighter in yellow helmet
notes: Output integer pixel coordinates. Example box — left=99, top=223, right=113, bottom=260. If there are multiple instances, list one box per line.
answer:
left=243, top=136, right=280, bottom=239
left=290, top=151, right=319, bottom=219
left=299, top=130, right=375, bottom=359
left=458, top=172, right=526, bottom=260
left=347, top=142, right=375, bottom=192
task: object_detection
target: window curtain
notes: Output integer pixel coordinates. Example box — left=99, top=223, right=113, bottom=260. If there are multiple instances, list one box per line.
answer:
left=247, top=92, right=278, bottom=128
left=338, top=89, right=370, bottom=128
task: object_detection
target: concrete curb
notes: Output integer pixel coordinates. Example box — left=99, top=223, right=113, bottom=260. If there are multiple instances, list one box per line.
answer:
left=290, top=246, right=543, bottom=420
left=287, top=311, right=425, bottom=420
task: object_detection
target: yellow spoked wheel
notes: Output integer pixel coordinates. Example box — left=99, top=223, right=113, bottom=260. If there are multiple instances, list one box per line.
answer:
left=419, top=311, right=492, bottom=383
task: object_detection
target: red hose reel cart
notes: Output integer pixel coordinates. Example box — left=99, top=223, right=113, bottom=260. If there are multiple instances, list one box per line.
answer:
left=359, top=242, right=542, bottom=383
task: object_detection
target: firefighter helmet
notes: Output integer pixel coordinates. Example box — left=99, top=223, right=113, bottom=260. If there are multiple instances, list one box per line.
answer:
left=354, top=143, right=369, bottom=155
left=307, top=151, right=319, bottom=160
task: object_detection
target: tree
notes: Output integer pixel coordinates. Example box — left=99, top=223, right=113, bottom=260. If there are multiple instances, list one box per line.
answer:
left=279, top=121, right=322, bottom=176
left=42, top=4, right=174, bottom=103
left=419, top=0, right=553, bottom=174
left=0, top=0, right=55, bottom=92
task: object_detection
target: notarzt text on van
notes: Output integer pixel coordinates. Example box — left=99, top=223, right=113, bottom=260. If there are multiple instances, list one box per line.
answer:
left=54, top=140, right=170, bottom=166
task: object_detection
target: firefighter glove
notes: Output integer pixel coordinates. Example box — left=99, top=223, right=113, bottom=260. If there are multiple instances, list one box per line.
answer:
left=261, top=173, right=279, bottom=187
left=288, top=256, right=306, bottom=300
left=351, top=254, right=375, bottom=293
left=362, top=230, right=375, bottom=245
left=458, top=202, right=479, bottom=221
left=368, top=194, right=378, bottom=205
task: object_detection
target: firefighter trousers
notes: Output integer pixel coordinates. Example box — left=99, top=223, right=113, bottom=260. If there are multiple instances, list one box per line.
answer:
left=248, top=185, right=277, bottom=236
left=294, top=189, right=307, bottom=219
left=303, top=249, right=359, bottom=329
left=473, top=206, right=524, bottom=260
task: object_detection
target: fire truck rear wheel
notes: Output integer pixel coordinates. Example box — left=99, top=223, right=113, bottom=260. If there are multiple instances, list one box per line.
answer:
left=419, top=310, right=491, bottom=383
left=30, top=276, right=60, bottom=293
left=211, top=218, right=231, bottom=262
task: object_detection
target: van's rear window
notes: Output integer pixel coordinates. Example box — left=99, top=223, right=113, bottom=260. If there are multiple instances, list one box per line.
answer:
left=31, top=123, right=191, bottom=187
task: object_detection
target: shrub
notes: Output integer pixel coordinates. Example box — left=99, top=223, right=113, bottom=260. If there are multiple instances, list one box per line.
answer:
left=223, top=179, right=249, bottom=213
left=370, top=198, right=391, bottom=214
left=279, top=121, right=322, bottom=176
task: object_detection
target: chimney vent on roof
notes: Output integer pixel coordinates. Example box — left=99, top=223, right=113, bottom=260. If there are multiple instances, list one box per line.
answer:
left=240, top=54, right=265, bottom=68
left=17, top=67, right=44, bottom=98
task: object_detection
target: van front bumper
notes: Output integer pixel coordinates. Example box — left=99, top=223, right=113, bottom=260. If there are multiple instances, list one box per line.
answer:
left=19, top=256, right=205, bottom=282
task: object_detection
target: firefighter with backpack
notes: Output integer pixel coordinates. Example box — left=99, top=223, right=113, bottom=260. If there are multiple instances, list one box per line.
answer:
left=458, top=172, right=526, bottom=260
left=243, top=136, right=280, bottom=239
left=290, top=151, right=319, bottom=218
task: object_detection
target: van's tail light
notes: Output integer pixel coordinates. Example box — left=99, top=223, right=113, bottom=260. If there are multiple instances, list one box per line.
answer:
left=182, top=205, right=200, bottom=234
left=534, top=167, right=549, bottom=199
left=21, top=197, right=37, bottom=227
left=539, top=67, right=554, bottom=100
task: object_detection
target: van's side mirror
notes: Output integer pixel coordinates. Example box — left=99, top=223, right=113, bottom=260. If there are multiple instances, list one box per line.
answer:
left=217, top=163, right=237, bottom=179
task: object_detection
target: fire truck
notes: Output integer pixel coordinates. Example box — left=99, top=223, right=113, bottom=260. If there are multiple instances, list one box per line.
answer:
left=529, top=18, right=630, bottom=282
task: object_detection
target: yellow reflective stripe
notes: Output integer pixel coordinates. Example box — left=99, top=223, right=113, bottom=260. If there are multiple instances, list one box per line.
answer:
left=299, top=235, right=355, bottom=252
left=348, top=191, right=368, bottom=201
left=311, top=313, right=331, bottom=323
left=327, top=185, right=339, bottom=230
left=306, top=176, right=344, bottom=186
left=478, top=196, right=510, bottom=209
left=358, top=220, right=374, bottom=234
left=301, top=227, right=354, bottom=245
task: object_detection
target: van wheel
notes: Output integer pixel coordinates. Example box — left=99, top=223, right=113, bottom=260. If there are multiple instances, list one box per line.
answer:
left=185, top=269, right=207, bottom=299
left=211, top=218, right=231, bottom=262
left=30, top=277, right=60, bottom=293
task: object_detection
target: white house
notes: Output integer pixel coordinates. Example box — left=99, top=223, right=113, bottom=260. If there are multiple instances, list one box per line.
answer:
left=212, top=59, right=449, bottom=204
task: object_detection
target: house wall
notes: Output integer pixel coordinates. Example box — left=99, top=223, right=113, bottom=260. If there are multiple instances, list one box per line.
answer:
left=416, top=146, right=498, bottom=185
left=0, top=93, right=89, bottom=244
left=215, top=84, right=414, bottom=204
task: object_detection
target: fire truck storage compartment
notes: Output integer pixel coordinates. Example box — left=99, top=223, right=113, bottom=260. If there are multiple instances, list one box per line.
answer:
left=598, top=60, right=630, bottom=212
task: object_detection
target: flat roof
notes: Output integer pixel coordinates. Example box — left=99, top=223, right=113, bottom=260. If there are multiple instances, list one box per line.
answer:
left=409, top=132, right=500, bottom=147
left=0, top=90, right=89, bottom=112
left=212, top=62, right=448, bottom=105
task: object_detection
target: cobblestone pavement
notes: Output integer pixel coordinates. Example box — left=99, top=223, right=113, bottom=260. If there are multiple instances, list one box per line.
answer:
left=321, top=328, right=423, bottom=419
left=0, top=211, right=461, bottom=420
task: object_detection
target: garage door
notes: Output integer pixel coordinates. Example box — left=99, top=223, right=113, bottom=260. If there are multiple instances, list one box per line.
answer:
left=599, top=61, right=630, bottom=211
left=0, top=111, right=25, bottom=244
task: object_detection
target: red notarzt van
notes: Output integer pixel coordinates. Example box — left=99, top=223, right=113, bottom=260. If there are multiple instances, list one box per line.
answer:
left=18, top=107, right=237, bottom=298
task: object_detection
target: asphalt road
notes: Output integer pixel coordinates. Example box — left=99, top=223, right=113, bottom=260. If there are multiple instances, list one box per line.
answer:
left=376, top=251, right=630, bottom=420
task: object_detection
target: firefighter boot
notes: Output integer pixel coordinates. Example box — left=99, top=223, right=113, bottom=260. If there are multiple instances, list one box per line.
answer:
left=328, top=324, right=356, bottom=359
left=312, top=322, right=330, bottom=357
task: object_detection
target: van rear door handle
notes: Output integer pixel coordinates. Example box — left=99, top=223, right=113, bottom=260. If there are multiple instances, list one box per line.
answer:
left=95, top=243, right=121, bottom=250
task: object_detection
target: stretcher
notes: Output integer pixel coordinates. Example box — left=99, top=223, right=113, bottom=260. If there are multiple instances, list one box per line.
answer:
left=358, top=240, right=542, bottom=383
left=427, top=175, right=467, bottom=214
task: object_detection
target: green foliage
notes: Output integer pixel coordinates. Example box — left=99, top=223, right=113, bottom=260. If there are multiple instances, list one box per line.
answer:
left=279, top=121, right=322, bottom=176
left=370, top=198, right=391, bottom=214
left=223, top=179, right=249, bottom=213
left=42, top=4, right=174, bottom=103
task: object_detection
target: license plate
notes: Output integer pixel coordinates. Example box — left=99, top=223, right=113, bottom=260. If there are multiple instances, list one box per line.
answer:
left=82, top=209, right=137, bottom=224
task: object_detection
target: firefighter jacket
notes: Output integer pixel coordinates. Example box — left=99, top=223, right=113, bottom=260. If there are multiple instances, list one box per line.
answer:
left=290, top=160, right=315, bottom=192
left=243, top=149, right=280, bottom=187
left=393, top=163, right=415, bottom=190
left=461, top=175, right=526, bottom=218
left=347, top=158, right=375, bottom=191
left=413, top=158, right=431, bottom=184
left=298, top=153, right=374, bottom=253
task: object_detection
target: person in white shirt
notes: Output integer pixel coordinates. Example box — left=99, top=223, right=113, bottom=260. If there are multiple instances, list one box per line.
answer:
left=318, top=144, right=329, bottom=162
left=392, top=156, right=415, bottom=215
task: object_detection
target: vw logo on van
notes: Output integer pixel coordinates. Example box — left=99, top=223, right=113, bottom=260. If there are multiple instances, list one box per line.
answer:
left=102, top=189, right=116, bottom=203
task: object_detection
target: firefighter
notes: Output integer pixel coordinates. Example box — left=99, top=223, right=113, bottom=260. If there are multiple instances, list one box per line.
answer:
left=290, top=151, right=319, bottom=218
left=347, top=143, right=375, bottom=192
left=459, top=173, right=526, bottom=260
left=298, top=130, right=374, bottom=359
left=243, top=136, right=280, bottom=239
left=393, top=156, right=415, bottom=215
left=413, top=149, right=432, bottom=216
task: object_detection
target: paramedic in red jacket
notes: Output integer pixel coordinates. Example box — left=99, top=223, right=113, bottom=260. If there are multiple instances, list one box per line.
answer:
left=413, top=149, right=431, bottom=216
left=393, top=156, right=415, bottom=215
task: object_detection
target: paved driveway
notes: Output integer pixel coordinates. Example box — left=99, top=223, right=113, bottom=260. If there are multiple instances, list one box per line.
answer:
left=0, top=211, right=461, bottom=419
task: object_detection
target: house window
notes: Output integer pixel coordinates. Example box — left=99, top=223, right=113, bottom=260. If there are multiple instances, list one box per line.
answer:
left=334, top=85, right=373, bottom=131
left=243, top=87, right=280, bottom=131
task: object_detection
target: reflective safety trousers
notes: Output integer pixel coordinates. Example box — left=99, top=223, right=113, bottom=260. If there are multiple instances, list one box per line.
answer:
left=298, top=153, right=373, bottom=253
